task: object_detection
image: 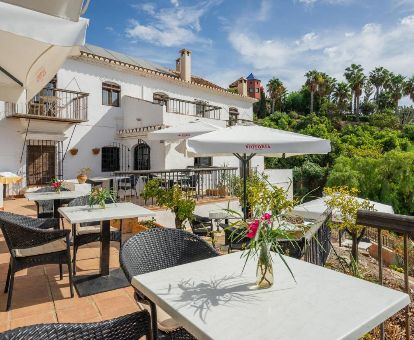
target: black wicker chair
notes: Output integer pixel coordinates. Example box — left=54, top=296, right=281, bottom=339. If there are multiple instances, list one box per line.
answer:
left=189, top=214, right=212, bottom=237
left=69, top=196, right=122, bottom=275
left=0, top=211, right=73, bottom=311
left=0, top=311, right=151, bottom=340
left=121, top=228, right=219, bottom=340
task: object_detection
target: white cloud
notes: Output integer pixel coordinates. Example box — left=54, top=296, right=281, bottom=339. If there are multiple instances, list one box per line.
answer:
left=297, top=0, right=353, bottom=6
left=392, top=0, right=414, bottom=14
left=228, top=18, right=414, bottom=93
left=126, top=1, right=220, bottom=47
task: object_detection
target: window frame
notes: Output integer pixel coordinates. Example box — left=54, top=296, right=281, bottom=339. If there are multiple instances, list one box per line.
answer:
left=102, top=82, right=121, bottom=107
left=101, top=146, right=120, bottom=172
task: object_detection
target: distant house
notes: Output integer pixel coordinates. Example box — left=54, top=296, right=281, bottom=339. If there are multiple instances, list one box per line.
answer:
left=229, top=73, right=262, bottom=100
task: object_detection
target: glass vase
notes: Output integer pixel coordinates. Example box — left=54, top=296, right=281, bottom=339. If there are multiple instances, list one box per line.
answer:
left=256, top=243, right=274, bottom=289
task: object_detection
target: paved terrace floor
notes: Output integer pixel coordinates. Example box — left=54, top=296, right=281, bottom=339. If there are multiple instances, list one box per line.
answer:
left=0, top=198, right=143, bottom=332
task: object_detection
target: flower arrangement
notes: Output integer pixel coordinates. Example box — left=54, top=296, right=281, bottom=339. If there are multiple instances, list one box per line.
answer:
left=50, top=178, right=64, bottom=193
left=229, top=174, right=298, bottom=288
left=88, top=187, right=115, bottom=209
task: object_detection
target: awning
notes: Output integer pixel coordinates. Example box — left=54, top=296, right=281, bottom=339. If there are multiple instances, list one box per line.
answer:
left=0, top=1, right=88, bottom=102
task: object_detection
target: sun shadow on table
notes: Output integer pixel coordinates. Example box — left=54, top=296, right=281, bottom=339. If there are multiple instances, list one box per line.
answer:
left=160, top=273, right=295, bottom=323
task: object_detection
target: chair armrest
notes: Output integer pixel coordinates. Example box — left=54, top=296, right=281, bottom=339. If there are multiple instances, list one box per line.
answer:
left=7, top=225, right=70, bottom=250
left=33, top=218, right=60, bottom=230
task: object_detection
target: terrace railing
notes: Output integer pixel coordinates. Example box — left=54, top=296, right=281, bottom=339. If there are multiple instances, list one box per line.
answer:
left=356, top=210, right=413, bottom=340
left=166, top=98, right=222, bottom=120
left=112, top=167, right=238, bottom=204
left=5, top=88, right=89, bottom=123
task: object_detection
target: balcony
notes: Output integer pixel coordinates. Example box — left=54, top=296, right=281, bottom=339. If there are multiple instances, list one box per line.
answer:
left=165, top=97, right=222, bottom=120
left=5, top=88, right=89, bottom=123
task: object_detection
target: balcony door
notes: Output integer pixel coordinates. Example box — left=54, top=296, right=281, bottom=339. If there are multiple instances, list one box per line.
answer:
left=133, top=140, right=150, bottom=170
left=26, top=143, right=56, bottom=185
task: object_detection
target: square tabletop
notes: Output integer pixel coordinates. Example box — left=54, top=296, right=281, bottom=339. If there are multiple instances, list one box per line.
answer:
left=132, top=252, right=410, bottom=340
left=58, top=202, right=155, bottom=224
left=25, top=191, right=86, bottom=201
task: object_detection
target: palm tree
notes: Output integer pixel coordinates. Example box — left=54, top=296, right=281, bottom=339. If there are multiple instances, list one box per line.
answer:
left=405, top=76, right=414, bottom=105
left=369, top=67, right=390, bottom=101
left=305, top=70, right=324, bottom=113
left=344, top=64, right=365, bottom=115
left=266, top=78, right=287, bottom=113
left=332, top=82, right=351, bottom=115
left=385, top=73, right=406, bottom=111
left=363, top=80, right=374, bottom=103
left=318, top=73, right=336, bottom=101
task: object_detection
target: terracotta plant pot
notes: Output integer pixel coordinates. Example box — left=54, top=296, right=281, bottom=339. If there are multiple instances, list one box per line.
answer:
left=218, top=185, right=227, bottom=198
left=92, top=148, right=100, bottom=155
left=77, top=174, right=87, bottom=184
left=69, top=148, right=78, bottom=156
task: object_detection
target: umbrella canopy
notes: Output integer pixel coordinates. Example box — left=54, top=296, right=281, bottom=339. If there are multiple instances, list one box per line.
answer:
left=0, top=1, right=88, bottom=102
left=292, top=197, right=394, bottom=222
left=148, top=120, right=222, bottom=141
left=186, top=125, right=331, bottom=157
left=187, top=125, right=331, bottom=220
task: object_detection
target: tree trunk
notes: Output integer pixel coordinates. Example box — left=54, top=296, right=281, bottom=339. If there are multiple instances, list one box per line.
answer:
left=351, top=232, right=358, bottom=264
left=310, top=91, right=314, bottom=113
left=271, top=99, right=275, bottom=114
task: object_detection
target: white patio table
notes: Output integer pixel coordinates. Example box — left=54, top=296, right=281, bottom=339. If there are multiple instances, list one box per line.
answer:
left=25, top=190, right=85, bottom=218
left=132, top=252, right=410, bottom=340
left=59, top=202, right=155, bottom=296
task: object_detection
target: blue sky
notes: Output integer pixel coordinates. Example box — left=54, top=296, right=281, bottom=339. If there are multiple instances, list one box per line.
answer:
left=85, top=0, right=414, bottom=99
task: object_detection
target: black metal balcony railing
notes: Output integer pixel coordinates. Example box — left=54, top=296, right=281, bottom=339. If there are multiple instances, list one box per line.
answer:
left=5, top=88, right=89, bottom=122
left=109, top=167, right=238, bottom=204
left=165, top=98, right=221, bottom=120
left=356, top=210, right=412, bottom=339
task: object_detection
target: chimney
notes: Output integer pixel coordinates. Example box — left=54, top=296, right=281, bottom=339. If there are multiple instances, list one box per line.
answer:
left=179, top=48, right=191, bottom=82
left=237, top=78, right=247, bottom=96
left=176, top=58, right=181, bottom=72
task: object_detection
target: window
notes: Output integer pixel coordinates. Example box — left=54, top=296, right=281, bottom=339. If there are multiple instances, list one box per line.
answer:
left=101, top=146, right=120, bottom=172
left=133, top=140, right=151, bottom=170
left=194, top=157, right=212, bottom=167
left=255, top=88, right=260, bottom=93
left=248, top=88, right=254, bottom=93
left=195, top=100, right=207, bottom=118
left=102, top=82, right=120, bottom=107
left=229, top=107, right=239, bottom=126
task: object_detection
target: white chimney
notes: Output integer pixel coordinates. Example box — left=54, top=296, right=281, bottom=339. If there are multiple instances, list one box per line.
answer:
left=237, top=78, right=247, bottom=96
left=176, top=58, right=181, bottom=72
left=179, top=49, right=191, bottom=82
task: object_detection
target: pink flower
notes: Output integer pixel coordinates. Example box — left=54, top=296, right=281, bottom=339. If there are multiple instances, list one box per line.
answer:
left=261, top=213, right=271, bottom=221
left=246, top=219, right=259, bottom=239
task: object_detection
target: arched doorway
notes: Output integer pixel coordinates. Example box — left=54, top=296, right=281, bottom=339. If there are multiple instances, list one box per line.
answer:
left=133, top=140, right=151, bottom=170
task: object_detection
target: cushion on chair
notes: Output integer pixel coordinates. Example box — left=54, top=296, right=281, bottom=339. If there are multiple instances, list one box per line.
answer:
left=137, top=301, right=181, bottom=332
left=76, top=224, right=118, bottom=235
left=13, top=239, right=67, bottom=257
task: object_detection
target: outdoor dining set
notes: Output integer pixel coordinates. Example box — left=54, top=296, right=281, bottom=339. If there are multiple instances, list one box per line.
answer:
left=0, top=186, right=410, bottom=339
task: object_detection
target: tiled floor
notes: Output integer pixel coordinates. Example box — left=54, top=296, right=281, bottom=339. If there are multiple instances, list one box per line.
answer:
left=0, top=198, right=140, bottom=332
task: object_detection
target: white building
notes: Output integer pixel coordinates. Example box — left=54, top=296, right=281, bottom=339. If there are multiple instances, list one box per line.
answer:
left=0, top=44, right=264, bottom=192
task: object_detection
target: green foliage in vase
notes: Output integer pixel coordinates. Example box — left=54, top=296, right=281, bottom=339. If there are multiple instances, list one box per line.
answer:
left=88, top=188, right=115, bottom=209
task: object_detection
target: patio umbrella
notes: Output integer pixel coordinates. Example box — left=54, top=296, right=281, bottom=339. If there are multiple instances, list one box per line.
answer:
left=147, top=120, right=222, bottom=141
left=0, top=0, right=89, bottom=102
left=186, top=125, right=331, bottom=219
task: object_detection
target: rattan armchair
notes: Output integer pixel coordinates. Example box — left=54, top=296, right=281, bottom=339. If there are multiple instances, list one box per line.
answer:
left=121, top=228, right=219, bottom=340
left=0, top=311, right=151, bottom=340
left=68, top=196, right=122, bottom=275
left=0, top=211, right=73, bottom=311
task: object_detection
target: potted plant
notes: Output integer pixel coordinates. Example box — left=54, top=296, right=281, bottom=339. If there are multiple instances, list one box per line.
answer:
left=50, top=178, right=64, bottom=193
left=156, top=185, right=196, bottom=229
left=69, top=148, right=78, bottom=156
left=77, top=167, right=91, bottom=184
left=88, top=187, right=115, bottom=209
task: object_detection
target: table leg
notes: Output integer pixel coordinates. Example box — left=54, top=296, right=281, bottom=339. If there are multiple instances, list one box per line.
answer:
left=149, top=300, right=158, bottom=340
left=100, top=220, right=110, bottom=276
left=53, top=199, right=60, bottom=219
